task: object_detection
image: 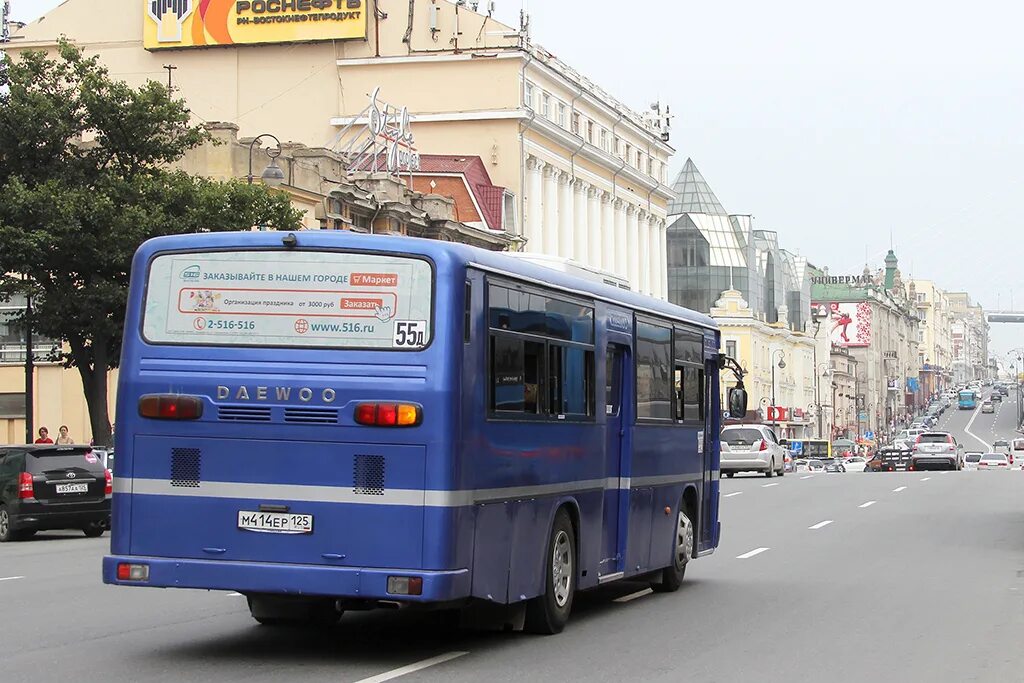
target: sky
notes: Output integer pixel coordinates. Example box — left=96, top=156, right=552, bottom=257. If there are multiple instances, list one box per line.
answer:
left=11, top=0, right=1024, bottom=358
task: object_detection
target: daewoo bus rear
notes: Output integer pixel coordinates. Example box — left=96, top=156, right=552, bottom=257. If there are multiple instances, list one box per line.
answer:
left=104, top=230, right=745, bottom=634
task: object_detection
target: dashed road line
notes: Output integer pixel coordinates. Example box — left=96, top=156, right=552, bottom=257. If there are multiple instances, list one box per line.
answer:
left=736, top=547, right=770, bottom=559
left=723, top=492, right=743, bottom=498
left=800, top=475, right=814, bottom=480
left=808, top=520, right=833, bottom=530
left=859, top=501, right=877, bottom=508
left=0, top=576, right=25, bottom=583
left=762, top=483, right=780, bottom=488
left=893, top=486, right=907, bottom=492
left=920, top=477, right=931, bottom=481
left=613, top=588, right=653, bottom=603
left=352, top=652, right=470, bottom=683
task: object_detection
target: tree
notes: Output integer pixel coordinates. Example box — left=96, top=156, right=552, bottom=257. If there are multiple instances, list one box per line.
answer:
left=0, top=41, right=302, bottom=446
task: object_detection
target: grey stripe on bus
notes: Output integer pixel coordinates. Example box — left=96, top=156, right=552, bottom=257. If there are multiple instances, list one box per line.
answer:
left=114, top=475, right=696, bottom=507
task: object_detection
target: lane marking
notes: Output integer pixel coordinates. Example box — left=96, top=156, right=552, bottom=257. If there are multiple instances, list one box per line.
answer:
left=893, top=486, right=907, bottom=492
left=859, top=501, right=876, bottom=508
left=808, top=520, right=833, bottom=530
left=0, top=576, right=25, bottom=583
left=226, top=592, right=244, bottom=597
left=352, top=652, right=470, bottom=683
left=964, top=402, right=993, bottom=450
left=723, top=491, right=743, bottom=498
left=613, top=588, right=653, bottom=603
left=736, top=547, right=770, bottom=559
left=920, top=477, right=931, bottom=481
left=800, top=475, right=814, bottom=480
left=762, top=483, right=780, bottom=488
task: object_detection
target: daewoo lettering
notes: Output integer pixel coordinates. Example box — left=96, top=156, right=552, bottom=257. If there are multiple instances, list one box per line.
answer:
left=216, top=385, right=336, bottom=403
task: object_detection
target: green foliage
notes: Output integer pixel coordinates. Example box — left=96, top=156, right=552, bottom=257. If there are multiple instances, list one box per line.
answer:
left=0, top=41, right=302, bottom=444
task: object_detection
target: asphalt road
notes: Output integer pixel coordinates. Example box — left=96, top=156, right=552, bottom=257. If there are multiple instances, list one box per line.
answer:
left=3, top=397, right=1024, bottom=682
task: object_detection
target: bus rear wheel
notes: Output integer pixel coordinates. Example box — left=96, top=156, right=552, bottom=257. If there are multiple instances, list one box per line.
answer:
left=246, top=595, right=343, bottom=627
left=652, top=503, right=692, bottom=593
left=525, top=509, right=576, bottom=635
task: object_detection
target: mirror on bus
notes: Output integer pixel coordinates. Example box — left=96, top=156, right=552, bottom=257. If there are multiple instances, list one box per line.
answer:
left=728, top=387, right=748, bottom=418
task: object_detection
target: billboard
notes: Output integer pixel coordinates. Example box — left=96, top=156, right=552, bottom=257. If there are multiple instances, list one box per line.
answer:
left=144, top=0, right=367, bottom=51
left=812, top=301, right=872, bottom=348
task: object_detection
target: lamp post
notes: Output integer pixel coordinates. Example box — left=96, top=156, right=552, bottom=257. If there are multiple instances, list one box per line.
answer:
left=771, top=350, right=786, bottom=431
left=23, top=282, right=33, bottom=444
left=816, top=363, right=831, bottom=439
left=247, top=134, right=286, bottom=187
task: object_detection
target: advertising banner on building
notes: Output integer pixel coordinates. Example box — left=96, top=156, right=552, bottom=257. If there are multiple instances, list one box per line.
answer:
left=144, top=0, right=367, bottom=51
left=812, top=301, right=872, bottom=348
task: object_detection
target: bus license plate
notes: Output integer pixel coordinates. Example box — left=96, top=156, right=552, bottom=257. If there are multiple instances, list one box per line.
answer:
left=237, top=511, right=313, bottom=534
left=56, top=483, right=89, bottom=494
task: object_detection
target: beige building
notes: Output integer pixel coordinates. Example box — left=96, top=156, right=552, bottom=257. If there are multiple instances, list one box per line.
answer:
left=4, top=0, right=676, bottom=443
left=711, top=289, right=816, bottom=439
left=910, top=279, right=954, bottom=394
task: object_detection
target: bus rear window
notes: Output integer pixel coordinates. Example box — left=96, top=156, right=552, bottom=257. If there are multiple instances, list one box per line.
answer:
left=142, top=250, right=433, bottom=349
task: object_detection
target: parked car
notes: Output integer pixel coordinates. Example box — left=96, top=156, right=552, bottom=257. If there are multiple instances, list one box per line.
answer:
left=820, top=458, right=846, bottom=473
left=0, top=445, right=111, bottom=542
left=842, top=456, right=869, bottom=472
left=806, top=459, right=825, bottom=473
left=793, top=458, right=809, bottom=473
left=963, top=452, right=983, bottom=471
left=867, top=448, right=912, bottom=472
left=720, top=425, right=787, bottom=478
left=911, top=432, right=964, bottom=471
left=981, top=401, right=995, bottom=414
left=977, top=453, right=1010, bottom=470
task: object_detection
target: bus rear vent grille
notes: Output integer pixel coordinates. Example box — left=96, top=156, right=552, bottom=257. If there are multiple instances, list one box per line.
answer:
left=284, top=408, right=339, bottom=424
left=353, top=455, right=385, bottom=496
left=218, top=406, right=272, bottom=422
left=170, top=448, right=201, bottom=488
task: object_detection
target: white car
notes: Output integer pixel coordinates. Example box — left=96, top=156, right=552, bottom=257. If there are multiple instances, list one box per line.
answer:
left=963, top=452, right=983, bottom=471
left=720, top=425, right=788, bottom=478
left=841, top=456, right=868, bottom=472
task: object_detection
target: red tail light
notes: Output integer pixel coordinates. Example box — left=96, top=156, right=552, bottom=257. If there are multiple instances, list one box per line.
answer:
left=18, top=472, right=33, bottom=499
left=138, top=394, right=203, bottom=420
left=354, top=402, right=422, bottom=427
left=758, top=439, right=768, bottom=451
left=105, top=469, right=113, bottom=496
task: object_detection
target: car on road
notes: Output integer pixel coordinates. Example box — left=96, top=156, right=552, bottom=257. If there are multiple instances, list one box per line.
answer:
left=721, top=425, right=787, bottom=478
left=867, top=448, right=912, bottom=472
left=981, top=401, right=995, bottom=413
left=990, top=392, right=1002, bottom=402
left=963, top=452, right=983, bottom=471
left=977, top=453, right=1010, bottom=470
left=911, top=432, right=964, bottom=471
left=0, top=445, right=111, bottom=542
left=993, top=439, right=1011, bottom=457
left=793, top=458, right=809, bottom=473
left=820, top=458, right=846, bottom=473
left=842, top=456, right=869, bottom=472
left=806, top=459, right=825, bottom=473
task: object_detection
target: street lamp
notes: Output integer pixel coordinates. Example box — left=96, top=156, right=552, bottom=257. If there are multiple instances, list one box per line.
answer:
left=771, top=350, right=786, bottom=432
left=247, top=134, right=286, bottom=187
left=816, top=363, right=831, bottom=439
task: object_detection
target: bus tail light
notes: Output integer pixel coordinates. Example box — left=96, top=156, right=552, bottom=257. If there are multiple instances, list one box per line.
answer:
left=387, top=576, right=423, bottom=596
left=116, top=563, right=150, bottom=582
left=138, top=394, right=203, bottom=420
left=354, top=403, right=422, bottom=427
left=105, top=469, right=113, bottom=495
left=18, top=472, right=33, bottom=499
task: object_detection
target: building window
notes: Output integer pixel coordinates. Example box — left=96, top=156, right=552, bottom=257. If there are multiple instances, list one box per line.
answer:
left=557, top=102, right=567, bottom=128
left=1, top=296, right=57, bottom=365
left=571, top=111, right=580, bottom=136
left=625, top=142, right=633, bottom=165
left=586, top=120, right=594, bottom=144
left=647, top=157, right=654, bottom=177
left=636, top=320, right=672, bottom=420
left=501, top=191, right=517, bottom=233
left=726, top=340, right=737, bottom=359
left=635, top=150, right=643, bottom=169
left=524, top=81, right=534, bottom=109
left=0, top=392, right=26, bottom=418
left=541, top=92, right=550, bottom=119
left=614, top=136, right=622, bottom=157
left=600, top=128, right=608, bottom=151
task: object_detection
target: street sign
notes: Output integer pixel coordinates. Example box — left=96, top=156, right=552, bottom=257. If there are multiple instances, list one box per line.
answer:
left=859, top=412, right=867, bottom=421
left=864, top=430, right=874, bottom=440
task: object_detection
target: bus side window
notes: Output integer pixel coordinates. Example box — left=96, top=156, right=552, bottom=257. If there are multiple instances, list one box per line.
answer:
left=606, top=350, right=621, bottom=416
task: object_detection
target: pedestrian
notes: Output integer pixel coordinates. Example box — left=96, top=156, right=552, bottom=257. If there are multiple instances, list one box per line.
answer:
left=34, top=426, right=54, bottom=444
left=56, top=425, right=74, bottom=445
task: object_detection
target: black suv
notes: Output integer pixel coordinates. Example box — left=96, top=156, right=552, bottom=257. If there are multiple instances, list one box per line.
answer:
left=0, top=445, right=111, bottom=541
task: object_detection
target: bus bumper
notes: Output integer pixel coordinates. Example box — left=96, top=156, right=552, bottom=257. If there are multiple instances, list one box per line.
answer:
left=102, top=555, right=471, bottom=603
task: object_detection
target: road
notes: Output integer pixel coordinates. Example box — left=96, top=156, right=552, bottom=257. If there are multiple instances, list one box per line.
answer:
left=3, top=396, right=1024, bottom=682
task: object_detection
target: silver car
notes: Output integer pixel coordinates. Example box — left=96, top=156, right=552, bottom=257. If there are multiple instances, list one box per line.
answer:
left=720, top=425, right=787, bottom=478
left=911, top=431, right=963, bottom=471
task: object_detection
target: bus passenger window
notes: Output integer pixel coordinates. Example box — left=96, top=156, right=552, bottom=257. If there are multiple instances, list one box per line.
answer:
left=523, top=340, right=544, bottom=414
left=606, top=351, right=621, bottom=416
left=491, top=336, right=525, bottom=412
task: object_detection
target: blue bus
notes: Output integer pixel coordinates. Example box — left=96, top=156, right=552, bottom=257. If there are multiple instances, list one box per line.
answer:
left=103, top=230, right=746, bottom=634
left=958, top=390, right=977, bottom=410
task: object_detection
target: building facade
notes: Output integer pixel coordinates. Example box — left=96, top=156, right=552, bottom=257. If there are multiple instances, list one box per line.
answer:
left=948, top=292, right=990, bottom=383
left=910, top=280, right=954, bottom=399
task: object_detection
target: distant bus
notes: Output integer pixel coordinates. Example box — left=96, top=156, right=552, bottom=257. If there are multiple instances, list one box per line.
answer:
left=958, top=390, right=977, bottom=410
left=103, top=230, right=746, bottom=635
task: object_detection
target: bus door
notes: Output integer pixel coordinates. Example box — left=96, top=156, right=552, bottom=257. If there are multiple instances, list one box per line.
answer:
left=700, top=355, right=715, bottom=549
left=601, top=343, right=628, bottom=577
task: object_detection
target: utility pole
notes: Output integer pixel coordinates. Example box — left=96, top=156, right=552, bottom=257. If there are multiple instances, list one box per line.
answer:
left=24, top=292, right=34, bottom=444
left=163, top=64, right=177, bottom=93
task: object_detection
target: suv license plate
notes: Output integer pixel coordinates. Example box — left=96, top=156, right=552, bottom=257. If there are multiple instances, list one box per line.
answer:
left=237, top=511, right=313, bottom=535
left=55, top=483, right=89, bottom=494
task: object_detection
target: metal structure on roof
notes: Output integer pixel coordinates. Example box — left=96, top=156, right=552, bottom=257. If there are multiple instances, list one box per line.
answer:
left=668, top=158, right=728, bottom=216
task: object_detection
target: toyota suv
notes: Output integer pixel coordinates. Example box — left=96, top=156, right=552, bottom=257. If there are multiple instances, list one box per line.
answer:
left=0, top=445, right=111, bottom=541
left=911, top=432, right=963, bottom=471
left=720, top=425, right=787, bottom=478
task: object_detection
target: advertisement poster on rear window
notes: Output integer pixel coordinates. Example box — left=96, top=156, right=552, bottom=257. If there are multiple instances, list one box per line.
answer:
left=143, top=251, right=432, bottom=349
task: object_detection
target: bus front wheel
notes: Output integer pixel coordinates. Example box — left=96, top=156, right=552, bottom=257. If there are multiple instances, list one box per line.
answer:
left=525, top=509, right=576, bottom=635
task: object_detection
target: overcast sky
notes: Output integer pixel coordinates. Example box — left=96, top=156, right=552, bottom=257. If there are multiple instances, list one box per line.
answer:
left=12, top=0, right=1024, bottom=359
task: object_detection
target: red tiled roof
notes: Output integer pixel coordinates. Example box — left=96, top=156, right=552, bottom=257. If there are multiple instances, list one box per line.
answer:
left=417, top=155, right=505, bottom=232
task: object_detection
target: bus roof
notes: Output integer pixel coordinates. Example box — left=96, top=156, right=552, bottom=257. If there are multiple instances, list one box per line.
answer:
left=133, top=231, right=718, bottom=331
